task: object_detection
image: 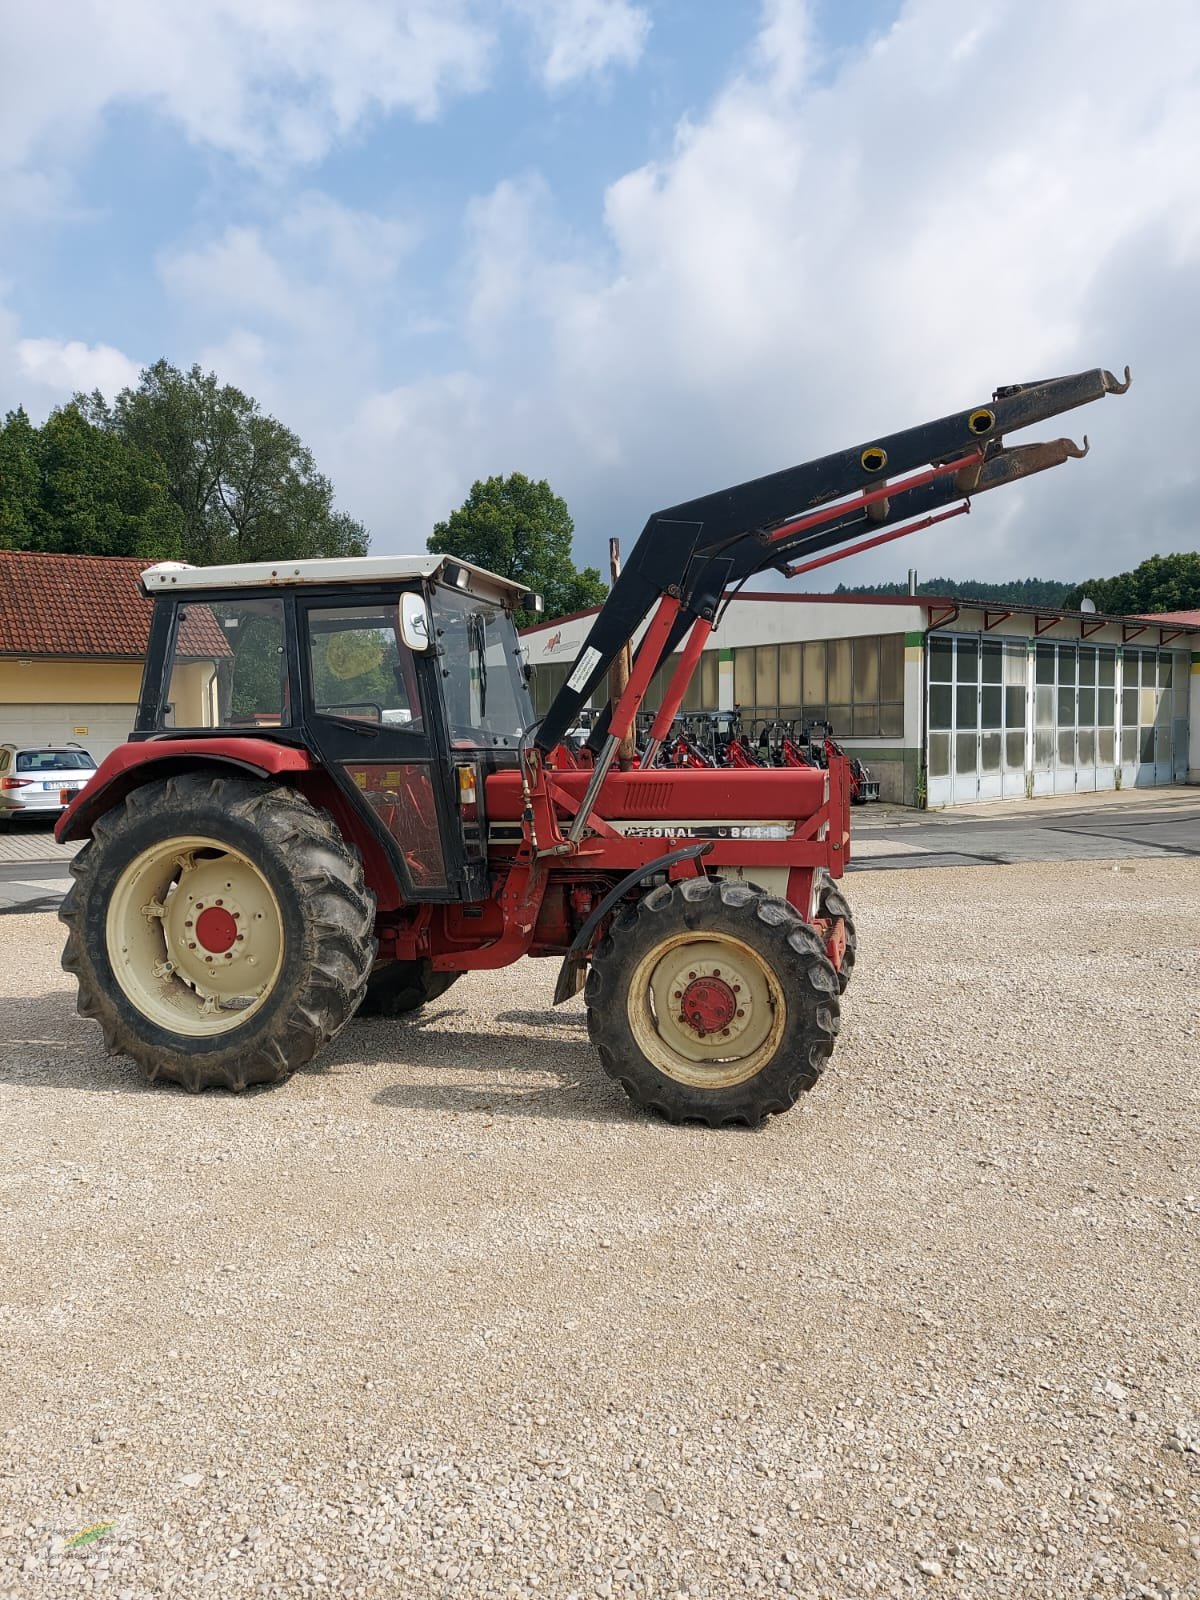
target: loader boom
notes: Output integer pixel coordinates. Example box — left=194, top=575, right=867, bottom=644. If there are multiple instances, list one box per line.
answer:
left=535, top=365, right=1131, bottom=755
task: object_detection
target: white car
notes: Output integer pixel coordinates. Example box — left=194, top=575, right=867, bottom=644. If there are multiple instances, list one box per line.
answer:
left=0, top=744, right=96, bottom=822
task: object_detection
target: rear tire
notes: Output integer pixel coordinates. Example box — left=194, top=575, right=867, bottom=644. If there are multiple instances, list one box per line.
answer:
left=357, top=960, right=460, bottom=1018
left=60, top=775, right=376, bottom=1091
left=818, top=883, right=856, bottom=993
left=585, top=877, right=840, bottom=1128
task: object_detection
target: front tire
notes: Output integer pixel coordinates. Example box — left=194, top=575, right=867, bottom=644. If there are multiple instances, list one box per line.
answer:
left=585, top=878, right=840, bottom=1127
left=60, top=775, right=376, bottom=1091
left=818, top=883, right=856, bottom=993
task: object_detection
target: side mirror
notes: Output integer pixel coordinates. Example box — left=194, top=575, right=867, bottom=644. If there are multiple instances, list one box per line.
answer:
left=399, top=592, right=433, bottom=653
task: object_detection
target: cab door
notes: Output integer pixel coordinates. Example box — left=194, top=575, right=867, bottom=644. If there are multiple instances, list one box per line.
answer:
left=299, top=593, right=485, bottom=902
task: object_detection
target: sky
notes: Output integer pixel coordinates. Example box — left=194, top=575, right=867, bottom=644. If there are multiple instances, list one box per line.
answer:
left=1, top=0, right=1198, bottom=590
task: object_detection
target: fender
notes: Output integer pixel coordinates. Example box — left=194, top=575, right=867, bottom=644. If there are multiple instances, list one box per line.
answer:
left=55, top=737, right=314, bottom=843
left=551, top=840, right=714, bottom=1005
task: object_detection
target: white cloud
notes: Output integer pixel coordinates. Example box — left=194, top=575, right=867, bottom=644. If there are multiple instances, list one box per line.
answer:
left=423, top=0, right=1200, bottom=582
left=9, top=334, right=140, bottom=404
left=509, top=0, right=650, bottom=89
left=0, top=0, right=493, bottom=181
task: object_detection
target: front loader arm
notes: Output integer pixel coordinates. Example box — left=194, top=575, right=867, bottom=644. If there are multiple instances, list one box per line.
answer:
left=534, top=365, right=1130, bottom=755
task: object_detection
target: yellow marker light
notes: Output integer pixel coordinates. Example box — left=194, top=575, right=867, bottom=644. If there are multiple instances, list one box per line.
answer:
left=456, top=765, right=478, bottom=807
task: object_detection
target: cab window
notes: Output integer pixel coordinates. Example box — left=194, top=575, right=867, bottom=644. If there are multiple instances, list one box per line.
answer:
left=164, top=599, right=287, bottom=729
left=306, top=606, right=423, bottom=731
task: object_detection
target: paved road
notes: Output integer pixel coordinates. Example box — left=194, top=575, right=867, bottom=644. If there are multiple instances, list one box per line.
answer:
left=1, top=788, right=1196, bottom=912
left=848, top=787, right=1199, bottom=871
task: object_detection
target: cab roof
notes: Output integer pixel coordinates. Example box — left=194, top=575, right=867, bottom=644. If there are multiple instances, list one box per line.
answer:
left=139, top=554, right=532, bottom=609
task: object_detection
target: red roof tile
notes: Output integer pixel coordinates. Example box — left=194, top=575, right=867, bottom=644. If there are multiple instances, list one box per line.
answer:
left=1134, top=610, right=1200, bottom=626
left=0, top=551, right=229, bottom=659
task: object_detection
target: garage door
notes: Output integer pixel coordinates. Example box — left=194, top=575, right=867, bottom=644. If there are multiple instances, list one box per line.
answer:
left=0, top=704, right=136, bottom=766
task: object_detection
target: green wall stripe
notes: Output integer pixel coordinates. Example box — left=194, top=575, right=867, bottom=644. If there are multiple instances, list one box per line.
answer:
left=903, top=631, right=925, bottom=648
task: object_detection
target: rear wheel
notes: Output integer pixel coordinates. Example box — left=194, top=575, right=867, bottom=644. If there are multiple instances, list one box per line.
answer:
left=60, top=775, right=376, bottom=1091
left=585, top=877, right=840, bottom=1127
left=357, top=960, right=461, bottom=1018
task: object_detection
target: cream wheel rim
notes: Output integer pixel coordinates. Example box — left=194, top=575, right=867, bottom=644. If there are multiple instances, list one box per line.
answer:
left=105, top=835, right=285, bottom=1038
left=626, top=932, right=787, bottom=1089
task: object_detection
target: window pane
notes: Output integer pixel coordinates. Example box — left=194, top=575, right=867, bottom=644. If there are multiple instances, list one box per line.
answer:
left=853, top=705, right=881, bottom=737
left=1078, top=647, right=1097, bottom=685
left=880, top=701, right=904, bottom=738
left=701, top=651, right=719, bottom=709
left=1005, top=685, right=1026, bottom=728
left=1078, top=687, right=1096, bottom=726
left=755, top=645, right=778, bottom=710
left=826, top=705, right=851, bottom=738
left=779, top=643, right=801, bottom=705
left=955, top=732, right=977, bottom=773
left=734, top=648, right=756, bottom=708
left=928, top=732, right=950, bottom=777
left=1057, top=729, right=1075, bottom=765
left=1121, top=687, right=1138, bottom=728
left=880, top=635, right=904, bottom=702
left=1098, top=687, right=1115, bottom=726
left=1035, top=644, right=1056, bottom=685
left=981, top=685, right=1002, bottom=729
left=1005, top=729, right=1025, bottom=768
left=827, top=638, right=852, bottom=702
left=1140, top=726, right=1154, bottom=763
left=1141, top=652, right=1157, bottom=687
left=1034, top=730, right=1053, bottom=768
left=308, top=604, right=420, bottom=730
left=1098, top=727, right=1114, bottom=764
left=1035, top=685, right=1054, bottom=728
left=1004, top=643, right=1027, bottom=685
left=167, top=598, right=287, bottom=730
left=1058, top=648, right=1076, bottom=686
left=803, top=640, right=826, bottom=702
left=1139, top=688, right=1158, bottom=726
left=956, top=684, right=978, bottom=727
left=852, top=637, right=879, bottom=702
left=1097, top=649, right=1115, bottom=687
left=1078, top=727, right=1095, bottom=764
left=1159, top=654, right=1173, bottom=688
left=929, top=684, right=952, bottom=731
left=928, top=635, right=952, bottom=683
left=1057, top=686, right=1075, bottom=726
left=980, top=730, right=1001, bottom=772
left=956, top=638, right=979, bottom=681
left=980, top=641, right=1003, bottom=683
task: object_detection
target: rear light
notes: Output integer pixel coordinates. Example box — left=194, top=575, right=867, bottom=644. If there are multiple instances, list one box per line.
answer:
left=456, top=763, right=479, bottom=820
left=1, top=777, right=32, bottom=790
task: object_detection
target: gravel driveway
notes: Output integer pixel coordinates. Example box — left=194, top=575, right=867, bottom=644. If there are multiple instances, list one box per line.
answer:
left=1, top=858, right=1197, bottom=1599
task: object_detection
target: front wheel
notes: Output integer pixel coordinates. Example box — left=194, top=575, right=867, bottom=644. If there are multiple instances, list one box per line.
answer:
left=60, top=775, right=376, bottom=1091
left=585, top=878, right=840, bottom=1127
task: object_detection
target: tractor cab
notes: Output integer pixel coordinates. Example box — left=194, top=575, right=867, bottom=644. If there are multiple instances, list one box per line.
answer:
left=132, top=554, right=537, bottom=903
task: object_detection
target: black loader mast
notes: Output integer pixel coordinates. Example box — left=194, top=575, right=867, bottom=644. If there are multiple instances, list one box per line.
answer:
left=534, top=365, right=1132, bottom=762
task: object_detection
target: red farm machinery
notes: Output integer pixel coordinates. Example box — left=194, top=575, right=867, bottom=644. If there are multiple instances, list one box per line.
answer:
left=57, top=366, right=1129, bottom=1125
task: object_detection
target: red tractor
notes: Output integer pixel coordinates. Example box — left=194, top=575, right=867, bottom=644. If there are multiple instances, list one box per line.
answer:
left=57, top=367, right=1128, bottom=1125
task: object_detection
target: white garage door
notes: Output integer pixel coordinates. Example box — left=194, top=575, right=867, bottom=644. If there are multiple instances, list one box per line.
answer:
left=0, top=704, right=136, bottom=766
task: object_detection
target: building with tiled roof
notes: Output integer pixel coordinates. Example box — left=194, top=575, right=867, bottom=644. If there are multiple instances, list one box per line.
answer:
left=0, top=551, right=227, bottom=764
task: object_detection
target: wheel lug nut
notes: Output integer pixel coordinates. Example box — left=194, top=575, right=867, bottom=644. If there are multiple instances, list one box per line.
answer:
left=712, top=968, right=721, bottom=977
left=673, top=990, right=682, bottom=1000
left=688, top=971, right=696, bottom=979
left=736, top=1008, right=745, bottom=1018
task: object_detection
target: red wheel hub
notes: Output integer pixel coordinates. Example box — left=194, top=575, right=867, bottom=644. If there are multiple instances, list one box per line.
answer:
left=195, top=906, right=238, bottom=954
left=679, top=975, right=737, bottom=1035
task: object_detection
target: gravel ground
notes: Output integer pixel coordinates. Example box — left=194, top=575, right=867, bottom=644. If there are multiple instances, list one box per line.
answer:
left=1, top=856, right=1198, bottom=1600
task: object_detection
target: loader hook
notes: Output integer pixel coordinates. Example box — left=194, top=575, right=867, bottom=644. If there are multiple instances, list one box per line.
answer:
left=1102, top=366, right=1132, bottom=394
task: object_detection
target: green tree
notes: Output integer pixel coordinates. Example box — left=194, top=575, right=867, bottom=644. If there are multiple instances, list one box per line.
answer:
left=34, top=402, right=183, bottom=558
left=92, top=361, right=369, bottom=565
left=0, top=407, right=41, bottom=549
left=428, top=472, right=606, bottom=625
left=1062, top=552, right=1200, bottom=614
left=835, top=576, right=1078, bottom=606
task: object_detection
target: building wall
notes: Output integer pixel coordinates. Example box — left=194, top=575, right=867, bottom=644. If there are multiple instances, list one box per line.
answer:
left=0, top=658, right=143, bottom=764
